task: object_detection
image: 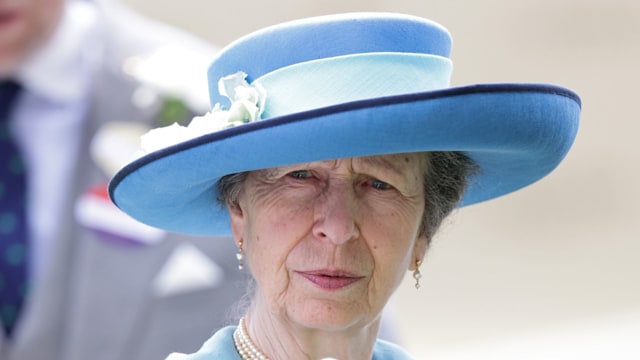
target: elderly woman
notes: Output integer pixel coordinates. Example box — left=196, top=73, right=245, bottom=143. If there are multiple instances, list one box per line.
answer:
left=109, top=13, right=581, bottom=360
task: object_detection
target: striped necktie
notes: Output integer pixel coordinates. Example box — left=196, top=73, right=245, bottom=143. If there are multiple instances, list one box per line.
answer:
left=0, top=80, right=29, bottom=337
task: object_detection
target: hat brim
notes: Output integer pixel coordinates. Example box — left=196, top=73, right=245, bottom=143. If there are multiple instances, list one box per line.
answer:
left=109, top=83, right=580, bottom=236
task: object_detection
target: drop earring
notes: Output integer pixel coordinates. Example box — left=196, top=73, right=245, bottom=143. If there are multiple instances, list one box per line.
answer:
left=236, top=240, right=244, bottom=271
left=413, top=259, right=422, bottom=289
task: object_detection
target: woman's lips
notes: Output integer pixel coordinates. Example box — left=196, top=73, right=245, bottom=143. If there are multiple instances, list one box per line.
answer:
left=297, top=270, right=364, bottom=290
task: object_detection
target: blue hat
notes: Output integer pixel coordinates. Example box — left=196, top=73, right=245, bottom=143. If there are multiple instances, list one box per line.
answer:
left=109, top=13, right=581, bottom=236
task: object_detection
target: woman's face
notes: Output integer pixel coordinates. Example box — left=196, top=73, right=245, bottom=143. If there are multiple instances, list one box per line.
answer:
left=229, top=153, right=428, bottom=331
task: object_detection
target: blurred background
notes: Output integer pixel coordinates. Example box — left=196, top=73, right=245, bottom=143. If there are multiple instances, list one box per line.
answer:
left=119, top=0, right=639, bottom=358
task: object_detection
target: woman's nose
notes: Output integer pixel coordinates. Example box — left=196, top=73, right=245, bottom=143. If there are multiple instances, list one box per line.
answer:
left=311, top=183, right=361, bottom=244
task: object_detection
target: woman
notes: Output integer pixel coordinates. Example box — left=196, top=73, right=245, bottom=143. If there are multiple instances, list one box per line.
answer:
left=109, top=13, right=581, bottom=359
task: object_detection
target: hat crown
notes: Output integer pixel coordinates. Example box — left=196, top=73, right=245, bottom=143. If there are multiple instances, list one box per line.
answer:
left=208, top=13, right=452, bottom=107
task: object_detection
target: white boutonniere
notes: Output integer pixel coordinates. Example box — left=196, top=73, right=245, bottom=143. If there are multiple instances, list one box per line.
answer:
left=139, top=72, right=266, bottom=154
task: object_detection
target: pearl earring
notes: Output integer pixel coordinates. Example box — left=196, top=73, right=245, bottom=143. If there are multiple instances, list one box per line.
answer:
left=236, top=240, right=244, bottom=271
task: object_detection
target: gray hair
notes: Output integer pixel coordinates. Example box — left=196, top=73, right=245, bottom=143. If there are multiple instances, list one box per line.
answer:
left=421, top=151, right=478, bottom=241
left=217, top=151, right=478, bottom=244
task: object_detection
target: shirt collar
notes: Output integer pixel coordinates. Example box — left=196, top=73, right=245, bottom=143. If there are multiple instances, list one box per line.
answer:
left=16, top=1, right=101, bottom=103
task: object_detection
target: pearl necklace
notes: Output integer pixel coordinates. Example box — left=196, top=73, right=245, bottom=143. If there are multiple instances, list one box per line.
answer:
left=233, top=317, right=270, bottom=360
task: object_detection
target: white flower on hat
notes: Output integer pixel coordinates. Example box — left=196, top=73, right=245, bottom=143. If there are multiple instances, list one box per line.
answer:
left=139, top=71, right=266, bottom=154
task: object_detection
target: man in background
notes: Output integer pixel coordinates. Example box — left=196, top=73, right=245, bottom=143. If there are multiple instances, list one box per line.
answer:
left=0, top=0, right=246, bottom=359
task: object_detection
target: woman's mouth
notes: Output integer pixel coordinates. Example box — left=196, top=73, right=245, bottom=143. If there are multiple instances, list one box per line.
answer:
left=297, top=270, right=364, bottom=290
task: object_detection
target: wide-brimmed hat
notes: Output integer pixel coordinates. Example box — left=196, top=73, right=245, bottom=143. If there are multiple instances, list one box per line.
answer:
left=109, top=13, right=581, bottom=236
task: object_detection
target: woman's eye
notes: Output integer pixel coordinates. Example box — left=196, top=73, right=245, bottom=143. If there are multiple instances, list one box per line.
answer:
left=288, top=170, right=312, bottom=179
left=370, top=179, right=392, bottom=190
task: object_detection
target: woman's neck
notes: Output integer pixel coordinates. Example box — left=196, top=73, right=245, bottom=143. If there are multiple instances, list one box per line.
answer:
left=244, top=302, right=381, bottom=360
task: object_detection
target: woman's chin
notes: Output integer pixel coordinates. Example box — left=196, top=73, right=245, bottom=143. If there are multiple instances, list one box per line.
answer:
left=286, top=298, right=369, bottom=332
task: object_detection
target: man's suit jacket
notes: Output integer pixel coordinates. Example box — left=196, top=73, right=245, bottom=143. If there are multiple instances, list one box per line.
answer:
left=0, top=2, right=247, bottom=359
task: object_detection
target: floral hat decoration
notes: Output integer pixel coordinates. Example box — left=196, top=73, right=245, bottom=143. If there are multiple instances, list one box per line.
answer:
left=109, top=13, right=581, bottom=236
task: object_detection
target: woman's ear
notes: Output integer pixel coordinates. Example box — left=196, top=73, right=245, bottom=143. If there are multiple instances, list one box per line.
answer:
left=227, top=201, right=245, bottom=248
left=409, top=235, right=429, bottom=271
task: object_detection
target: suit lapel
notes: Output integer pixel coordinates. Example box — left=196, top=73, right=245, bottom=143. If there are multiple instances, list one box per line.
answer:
left=60, top=60, right=165, bottom=360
